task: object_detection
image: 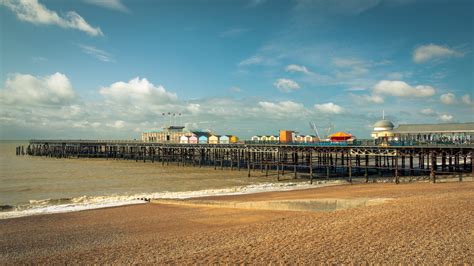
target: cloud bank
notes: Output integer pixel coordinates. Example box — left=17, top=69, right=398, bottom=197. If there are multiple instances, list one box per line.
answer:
left=83, top=0, right=129, bottom=13
left=273, top=78, right=300, bottom=93
left=413, top=44, right=463, bottom=63
left=373, top=80, right=436, bottom=97
left=1, top=0, right=103, bottom=36
left=0, top=72, right=76, bottom=106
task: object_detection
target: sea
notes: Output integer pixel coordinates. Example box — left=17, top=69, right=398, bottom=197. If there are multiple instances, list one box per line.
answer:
left=0, top=141, right=320, bottom=219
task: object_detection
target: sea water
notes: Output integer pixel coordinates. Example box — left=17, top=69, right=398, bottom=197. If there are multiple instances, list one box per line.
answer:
left=0, top=141, right=323, bottom=219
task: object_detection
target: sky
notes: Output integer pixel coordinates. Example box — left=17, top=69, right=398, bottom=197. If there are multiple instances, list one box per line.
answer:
left=0, top=0, right=473, bottom=140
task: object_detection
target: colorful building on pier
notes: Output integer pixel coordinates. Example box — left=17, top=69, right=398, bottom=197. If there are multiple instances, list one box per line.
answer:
left=371, top=119, right=474, bottom=144
left=142, top=127, right=239, bottom=144
left=329, top=132, right=353, bottom=142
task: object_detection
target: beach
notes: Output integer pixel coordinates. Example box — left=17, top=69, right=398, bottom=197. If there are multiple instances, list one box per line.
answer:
left=1, top=181, right=472, bottom=264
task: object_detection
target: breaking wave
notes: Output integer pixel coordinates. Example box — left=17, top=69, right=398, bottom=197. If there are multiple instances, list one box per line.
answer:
left=0, top=180, right=341, bottom=219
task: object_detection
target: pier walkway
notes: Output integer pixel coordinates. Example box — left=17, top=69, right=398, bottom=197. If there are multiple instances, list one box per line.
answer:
left=17, top=140, right=474, bottom=184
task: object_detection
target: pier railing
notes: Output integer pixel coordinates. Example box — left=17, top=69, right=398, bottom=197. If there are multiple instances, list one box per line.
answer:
left=17, top=139, right=474, bottom=185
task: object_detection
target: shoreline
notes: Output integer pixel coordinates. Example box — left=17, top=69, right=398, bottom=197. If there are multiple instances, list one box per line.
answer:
left=0, top=179, right=345, bottom=220
left=2, top=175, right=471, bottom=220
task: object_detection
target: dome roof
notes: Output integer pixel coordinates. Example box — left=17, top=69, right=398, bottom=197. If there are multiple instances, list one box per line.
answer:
left=374, top=119, right=394, bottom=129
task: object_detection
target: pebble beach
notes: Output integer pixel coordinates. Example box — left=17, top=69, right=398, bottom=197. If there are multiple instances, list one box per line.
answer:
left=1, top=181, right=472, bottom=264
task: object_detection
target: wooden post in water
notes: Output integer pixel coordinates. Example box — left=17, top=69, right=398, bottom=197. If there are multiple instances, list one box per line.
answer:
left=220, top=149, right=224, bottom=170
left=237, top=150, right=241, bottom=171
left=394, top=154, right=399, bottom=184
left=449, top=153, right=453, bottom=172
left=247, top=150, right=251, bottom=177
left=293, top=151, right=297, bottom=179
left=265, top=151, right=269, bottom=176
left=277, top=150, right=280, bottom=181
left=309, top=149, right=313, bottom=184
left=348, top=151, right=352, bottom=184
left=365, top=154, right=369, bottom=183
left=214, top=149, right=217, bottom=170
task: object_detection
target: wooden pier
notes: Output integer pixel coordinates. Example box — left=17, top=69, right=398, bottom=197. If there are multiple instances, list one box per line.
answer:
left=17, top=140, right=474, bottom=184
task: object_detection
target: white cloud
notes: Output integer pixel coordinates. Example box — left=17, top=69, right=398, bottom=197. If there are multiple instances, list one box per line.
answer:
left=73, top=120, right=101, bottom=128
left=3, top=73, right=317, bottom=139
left=186, top=103, right=201, bottom=114
left=373, top=80, right=436, bottom=97
left=0, top=72, right=76, bottom=105
left=273, top=78, right=300, bottom=93
left=107, top=120, right=125, bottom=129
left=78, top=44, right=114, bottom=62
left=421, top=109, right=457, bottom=123
left=258, top=101, right=307, bottom=116
left=1, top=0, right=103, bottom=36
left=461, top=94, right=472, bottom=105
left=83, top=0, right=129, bottom=12
left=351, top=94, right=384, bottom=104
left=99, top=77, right=178, bottom=105
left=345, top=87, right=368, bottom=92
left=238, top=56, right=263, bottom=66
left=294, top=0, right=381, bottom=15
left=285, top=64, right=311, bottom=75
left=332, top=57, right=370, bottom=78
left=438, top=114, right=453, bottom=122
left=314, top=102, right=344, bottom=114
left=228, top=86, right=242, bottom=93
left=413, top=44, right=463, bottom=63
left=440, top=93, right=456, bottom=105
left=420, top=108, right=436, bottom=116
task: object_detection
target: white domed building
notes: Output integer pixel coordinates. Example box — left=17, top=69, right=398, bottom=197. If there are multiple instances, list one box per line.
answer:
left=371, top=117, right=396, bottom=141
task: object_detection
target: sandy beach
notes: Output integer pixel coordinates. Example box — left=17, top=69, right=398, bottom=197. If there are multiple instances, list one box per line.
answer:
left=1, top=181, right=473, bottom=264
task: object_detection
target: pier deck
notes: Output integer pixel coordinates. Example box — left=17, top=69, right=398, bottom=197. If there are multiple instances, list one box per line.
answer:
left=18, top=140, right=474, bottom=184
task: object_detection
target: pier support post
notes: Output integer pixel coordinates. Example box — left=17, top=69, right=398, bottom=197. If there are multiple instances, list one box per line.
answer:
left=247, top=151, right=251, bottom=177
left=365, top=154, right=369, bottom=183
left=394, top=155, right=399, bottom=184
left=237, top=150, right=241, bottom=171
left=309, top=150, right=313, bottom=184
left=471, top=154, right=474, bottom=178
left=293, top=151, right=297, bottom=179
left=348, top=151, right=352, bottom=184
left=277, top=151, right=280, bottom=181
left=431, top=152, right=437, bottom=183
left=220, top=150, right=224, bottom=170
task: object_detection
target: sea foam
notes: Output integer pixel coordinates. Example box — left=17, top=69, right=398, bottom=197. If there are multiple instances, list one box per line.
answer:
left=0, top=180, right=341, bottom=219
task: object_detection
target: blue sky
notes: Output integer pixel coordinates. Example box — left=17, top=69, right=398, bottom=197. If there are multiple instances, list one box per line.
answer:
left=0, top=0, right=473, bottom=139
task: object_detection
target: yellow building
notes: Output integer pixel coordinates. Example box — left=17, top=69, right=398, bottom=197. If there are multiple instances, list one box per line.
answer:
left=230, top=135, right=239, bottom=143
left=209, top=135, right=220, bottom=144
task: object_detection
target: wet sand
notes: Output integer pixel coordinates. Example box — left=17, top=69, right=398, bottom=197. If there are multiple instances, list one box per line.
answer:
left=1, top=181, right=473, bottom=264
